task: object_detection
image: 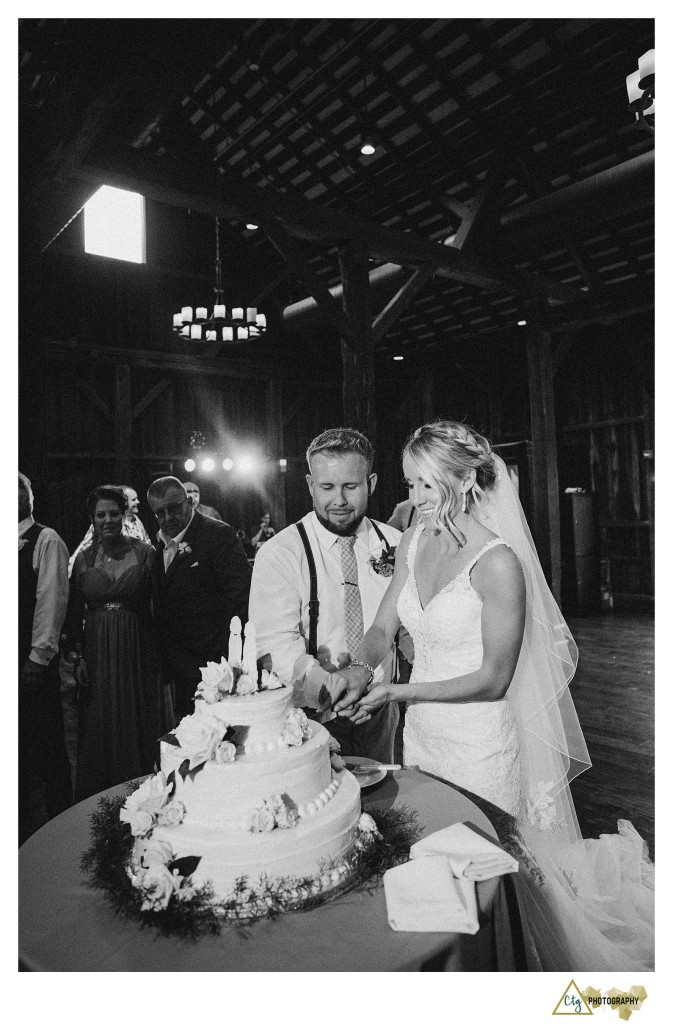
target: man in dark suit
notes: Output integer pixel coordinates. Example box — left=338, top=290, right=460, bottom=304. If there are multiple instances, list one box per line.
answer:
left=147, top=477, right=251, bottom=721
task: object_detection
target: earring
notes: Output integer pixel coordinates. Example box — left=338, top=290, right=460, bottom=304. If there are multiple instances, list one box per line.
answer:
left=461, top=491, right=467, bottom=513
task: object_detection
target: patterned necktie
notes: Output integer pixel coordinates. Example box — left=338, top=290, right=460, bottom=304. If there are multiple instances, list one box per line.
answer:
left=338, top=535, right=364, bottom=657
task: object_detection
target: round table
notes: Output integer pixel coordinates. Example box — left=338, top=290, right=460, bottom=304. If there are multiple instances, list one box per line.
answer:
left=19, top=768, right=525, bottom=971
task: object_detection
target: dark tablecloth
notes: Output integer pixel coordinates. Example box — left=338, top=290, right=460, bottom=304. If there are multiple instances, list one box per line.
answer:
left=19, top=768, right=526, bottom=971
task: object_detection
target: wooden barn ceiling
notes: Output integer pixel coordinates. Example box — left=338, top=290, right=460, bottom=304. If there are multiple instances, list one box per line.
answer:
left=19, top=17, right=655, bottom=356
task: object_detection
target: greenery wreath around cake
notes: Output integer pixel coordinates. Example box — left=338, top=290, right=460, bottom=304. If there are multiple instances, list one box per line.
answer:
left=81, top=618, right=422, bottom=939
left=81, top=783, right=421, bottom=939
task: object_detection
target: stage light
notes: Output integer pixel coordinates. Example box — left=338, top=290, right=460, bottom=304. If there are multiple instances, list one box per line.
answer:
left=184, top=458, right=196, bottom=472
left=246, top=223, right=259, bottom=231
left=393, top=355, right=404, bottom=361
left=201, top=457, right=215, bottom=472
left=517, top=320, right=527, bottom=327
left=222, top=458, right=234, bottom=471
left=238, top=455, right=256, bottom=474
left=279, top=458, right=287, bottom=473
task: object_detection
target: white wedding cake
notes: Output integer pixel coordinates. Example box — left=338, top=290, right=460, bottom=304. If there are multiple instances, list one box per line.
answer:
left=120, top=620, right=365, bottom=913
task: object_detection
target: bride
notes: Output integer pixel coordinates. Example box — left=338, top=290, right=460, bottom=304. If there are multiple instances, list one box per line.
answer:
left=336, top=420, right=653, bottom=971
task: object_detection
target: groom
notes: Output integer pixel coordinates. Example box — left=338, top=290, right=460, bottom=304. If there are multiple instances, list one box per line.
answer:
left=250, top=428, right=408, bottom=761
left=148, top=477, right=251, bottom=721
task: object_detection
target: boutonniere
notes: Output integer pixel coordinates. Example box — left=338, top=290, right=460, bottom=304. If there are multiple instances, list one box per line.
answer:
left=18, top=537, right=28, bottom=551
left=177, top=542, right=192, bottom=557
left=368, top=546, right=396, bottom=577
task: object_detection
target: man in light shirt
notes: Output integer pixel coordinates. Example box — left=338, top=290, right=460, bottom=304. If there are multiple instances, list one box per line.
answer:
left=19, top=472, right=72, bottom=843
left=147, top=477, right=250, bottom=722
left=250, top=429, right=406, bottom=762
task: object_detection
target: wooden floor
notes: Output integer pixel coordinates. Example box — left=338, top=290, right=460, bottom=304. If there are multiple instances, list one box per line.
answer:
left=60, top=611, right=654, bottom=858
left=566, top=612, right=654, bottom=858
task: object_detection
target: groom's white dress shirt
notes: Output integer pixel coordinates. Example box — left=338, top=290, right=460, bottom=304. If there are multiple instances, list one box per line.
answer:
left=250, top=512, right=404, bottom=710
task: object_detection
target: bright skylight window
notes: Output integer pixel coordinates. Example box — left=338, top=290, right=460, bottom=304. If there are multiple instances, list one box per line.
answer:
left=84, top=185, right=146, bottom=263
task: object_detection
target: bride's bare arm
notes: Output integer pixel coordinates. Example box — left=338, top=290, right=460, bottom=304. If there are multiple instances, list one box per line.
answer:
left=359, top=545, right=525, bottom=711
left=331, top=527, right=412, bottom=714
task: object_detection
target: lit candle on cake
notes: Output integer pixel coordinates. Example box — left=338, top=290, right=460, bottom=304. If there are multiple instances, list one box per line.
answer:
left=191, top=324, right=202, bottom=340
left=246, top=307, right=257, bottom=322
left=256, top=313, right=266, bottom=328
left=223, top=327, right=234, bottom=341
left=181, top=306, right=193, bottom=322
left=196, top=307, right=207, bottom=320
left=242, top=622, right=257, bottom=679
left=228, top=617, right=242, bottom=669
left=173, top=313, right=183, bottom=328
left=232, top=307, right=243, bottom=320
left=213, top=304, right=226, bottom=319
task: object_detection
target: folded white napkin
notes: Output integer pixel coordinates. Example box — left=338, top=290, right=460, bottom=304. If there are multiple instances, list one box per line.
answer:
left=384, top=857, right=479, bottom=933
left=411, top=822, right=518, bottom=881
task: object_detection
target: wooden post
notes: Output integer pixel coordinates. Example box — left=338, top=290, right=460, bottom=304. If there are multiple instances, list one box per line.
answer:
left=338, top=240, right=378, bottom=517
left=525, top=300, right=562, bottom=602
left=114, top=362, right=132, bottom=482
left=421, top=369, right=435, bottom=422
left=265, top=379, right=287, bottom=530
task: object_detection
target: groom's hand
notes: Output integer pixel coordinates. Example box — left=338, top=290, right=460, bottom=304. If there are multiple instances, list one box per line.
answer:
left=333, top=665, right=372, bottom=714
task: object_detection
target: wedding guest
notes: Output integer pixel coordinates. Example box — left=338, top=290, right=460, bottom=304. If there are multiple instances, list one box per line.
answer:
left=19, top=472, right=73, bottom=844
left=183, top=481, right=224, bottom=522
left=250, top=428, right=406, bottom=762
left=147, top=477, right=251, bottom=721
left=251, top=511, right=275, bottom=551
left=66, top=485, right=172, bottom=801
left=68, top=483, right=150, bottom=576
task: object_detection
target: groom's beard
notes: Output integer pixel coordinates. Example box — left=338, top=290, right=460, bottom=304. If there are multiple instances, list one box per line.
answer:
left=314, top=508, right=367, bottom=537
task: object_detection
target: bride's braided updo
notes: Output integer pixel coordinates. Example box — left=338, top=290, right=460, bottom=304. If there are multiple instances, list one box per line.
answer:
left=403, top=420, right=497, bottom=544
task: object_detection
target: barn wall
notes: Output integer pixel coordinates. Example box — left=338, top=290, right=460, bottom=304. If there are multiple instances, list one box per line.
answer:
left=20, top=248, right=653, bottom=607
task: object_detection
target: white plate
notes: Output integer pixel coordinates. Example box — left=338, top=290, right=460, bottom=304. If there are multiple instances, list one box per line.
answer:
left=345, top=756, right=387, bottom=789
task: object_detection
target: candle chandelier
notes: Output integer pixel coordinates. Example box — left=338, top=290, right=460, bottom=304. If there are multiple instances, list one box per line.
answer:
left=172, top=217, right=267, bottom=342
left=625, top=48, right=654, bottom=134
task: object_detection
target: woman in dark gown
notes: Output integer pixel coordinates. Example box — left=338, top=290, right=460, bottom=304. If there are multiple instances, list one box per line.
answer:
left=66, top=486, right=174, bottom=801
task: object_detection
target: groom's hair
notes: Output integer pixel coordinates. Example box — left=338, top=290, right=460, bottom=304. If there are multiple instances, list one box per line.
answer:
left=306, top=428, right=375, bottom=473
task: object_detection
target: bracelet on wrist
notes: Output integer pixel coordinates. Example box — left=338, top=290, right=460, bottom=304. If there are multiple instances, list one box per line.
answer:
left=348, top=660, right=375, bottom=686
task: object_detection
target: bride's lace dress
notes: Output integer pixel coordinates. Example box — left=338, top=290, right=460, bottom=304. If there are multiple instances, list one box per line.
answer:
left=398, top=527, right=521, bottom=814
left=397, top=519, right=654, bottom=971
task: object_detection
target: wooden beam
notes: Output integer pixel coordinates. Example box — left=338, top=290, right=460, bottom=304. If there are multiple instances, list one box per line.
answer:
left=265, top=380, right=287, bottom=530
left=72, top=374, right=111, bottom=419
left=501, top=152, right=654, bottom=246
left=75, top=145, right=516, bottom=292
left=114, top=363, right=132, bottom=482
left=262, top=223, right=343, bottom=325
left=525, top=299, right=562, bottom=603
left=552, top=332, right=575, bottom=375
left=371, top=265, right=436, bottom=345
left=449, top=159, right=514, bottom=253
left=47, top=339, right=273, bottom=380
left=339, top=241, right=377, bottom=504
left=132, top=379, right=172, bottom=421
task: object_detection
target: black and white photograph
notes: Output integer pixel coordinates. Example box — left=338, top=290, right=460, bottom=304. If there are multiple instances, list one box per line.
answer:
left=16, top=10, right=656, bottom=1001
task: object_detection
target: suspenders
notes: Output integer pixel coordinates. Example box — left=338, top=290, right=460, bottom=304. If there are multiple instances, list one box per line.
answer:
left=296, top=521, right=320, bottom=659
left=295, top=519, right=391, bottom=659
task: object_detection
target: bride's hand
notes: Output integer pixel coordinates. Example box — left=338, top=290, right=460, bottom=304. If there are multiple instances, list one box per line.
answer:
left=357, top=684, right=390, bottom=713
left=337, top=700, right=370, bottom=724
